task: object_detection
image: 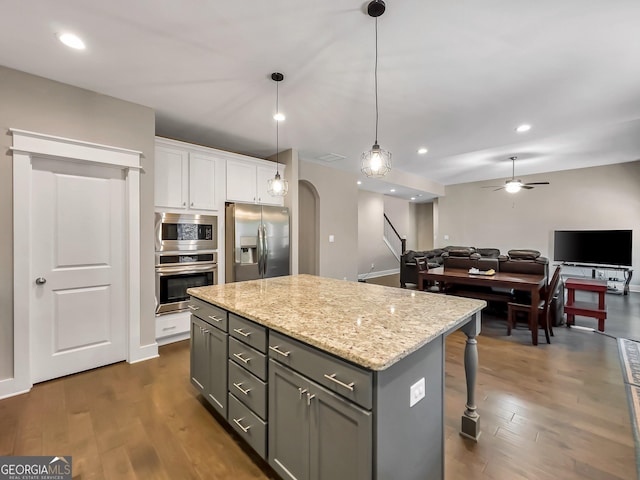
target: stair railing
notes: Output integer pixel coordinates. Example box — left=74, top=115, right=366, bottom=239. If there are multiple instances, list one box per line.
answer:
left=383, top=213, right=406, bottom=262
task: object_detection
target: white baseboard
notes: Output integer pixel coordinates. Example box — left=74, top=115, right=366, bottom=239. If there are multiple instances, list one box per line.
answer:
left=629, top=285, right=640, bottom=293
left=157, top=332, right=190, bottom=346
left=128, top=342, right=159, bottom=364
left=358, top=268, right=400, bottom=281
left=0, top=376, right=31, bottom=400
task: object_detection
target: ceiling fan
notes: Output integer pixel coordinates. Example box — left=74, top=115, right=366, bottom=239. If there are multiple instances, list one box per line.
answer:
left=483, top=156, right=550, bottom=193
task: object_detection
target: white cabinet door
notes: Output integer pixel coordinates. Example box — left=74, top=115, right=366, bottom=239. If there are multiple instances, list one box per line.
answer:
left=257, top=163, right=285, bottom=206
left=227, top=160, right=257, bottom=203
left=155, top=145, right=188, bottom=209
left=189, top=153, right=217, bottom=210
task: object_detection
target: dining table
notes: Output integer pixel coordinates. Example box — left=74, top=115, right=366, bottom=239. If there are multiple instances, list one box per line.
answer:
left=420, top=267, right=547, bottom=345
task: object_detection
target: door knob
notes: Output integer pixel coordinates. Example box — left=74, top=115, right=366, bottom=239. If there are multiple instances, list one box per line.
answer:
left=35, top=277, right=47, bottom=285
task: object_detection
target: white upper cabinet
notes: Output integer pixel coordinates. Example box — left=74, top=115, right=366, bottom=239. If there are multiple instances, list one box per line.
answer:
left=155, top=139, right=224, bottom=212
left=227, top=158, right=285, bottom=206
left=189, top=153, right=217, bottom=210
left=155, top=145, right=189, bottom=209
left=226, top=160, right=257, bottom=203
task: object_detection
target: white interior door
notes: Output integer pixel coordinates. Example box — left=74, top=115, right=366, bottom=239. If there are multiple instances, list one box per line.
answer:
left=30, top=157, right=127, bottom=383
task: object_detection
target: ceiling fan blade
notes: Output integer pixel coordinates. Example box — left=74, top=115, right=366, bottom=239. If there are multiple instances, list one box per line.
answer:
left=524, top=182, right=550, bottom=186
left=493, top=187, right=506, bottom=191
left=481, top=185, right=504, bottom=188
left=522, top=185, right=534, bottom=190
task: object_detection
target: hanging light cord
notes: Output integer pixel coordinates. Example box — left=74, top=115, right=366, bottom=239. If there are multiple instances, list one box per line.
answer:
left=374, top=17, right=379, bottom=145
left=275, top=81, right=280, bottom=174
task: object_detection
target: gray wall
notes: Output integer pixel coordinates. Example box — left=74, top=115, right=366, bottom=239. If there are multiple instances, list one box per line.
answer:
left=357, top=191, right=416, bottom=276
left=0, top=66, right=156, bottom=380
left=299, top=160, right=358, bottom=280
left=416, top=202, right=434, bottom=250
left=437, top=161, right=640, bottom=287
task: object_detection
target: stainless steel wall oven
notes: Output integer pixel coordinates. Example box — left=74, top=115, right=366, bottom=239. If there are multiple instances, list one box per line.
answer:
left=155, top=213, right=218, bottom=314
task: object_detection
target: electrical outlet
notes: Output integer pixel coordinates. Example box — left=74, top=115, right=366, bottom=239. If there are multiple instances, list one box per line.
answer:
left=371, top=263, right=375, bottom=270
left=409, top=378, right=425, bottom=407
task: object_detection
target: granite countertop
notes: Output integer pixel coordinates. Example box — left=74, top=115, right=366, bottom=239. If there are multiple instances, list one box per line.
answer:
left=188, top=274, right=485, bottom=371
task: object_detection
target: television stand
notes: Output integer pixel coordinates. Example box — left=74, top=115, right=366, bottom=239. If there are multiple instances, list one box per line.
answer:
left=560, top=263, right=633, bottom=295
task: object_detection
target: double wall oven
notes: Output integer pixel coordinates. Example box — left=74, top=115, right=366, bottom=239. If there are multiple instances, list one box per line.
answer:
left=155, top=213, right=218, bottom=314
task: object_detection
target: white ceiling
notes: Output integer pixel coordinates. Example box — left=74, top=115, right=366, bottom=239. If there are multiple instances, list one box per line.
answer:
left=2, top=0, right=640, bottom=201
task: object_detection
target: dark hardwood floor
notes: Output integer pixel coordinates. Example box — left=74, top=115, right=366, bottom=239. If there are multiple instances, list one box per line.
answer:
left=1, top=276, right=638, bottom=479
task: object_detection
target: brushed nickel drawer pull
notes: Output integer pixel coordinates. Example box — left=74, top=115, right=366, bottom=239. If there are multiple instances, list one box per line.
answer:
left=307, top=393, right=316, bottom=406
left=298, top=387, right=308, bottom=400
left=233, top=382, right=252, bottom=395
left=324, top=373, right=355, bottom=391
left=233, top=328, right=251, bottom=337
left=162, top=326, right=177, bottom=331
left=232, top=417, right=251, bottom=433
left=188, top=305, right=200, bottom=311
left=269, top=345, right=291, bottom=357
left=208, top=315, right=222, bottom=322
left=233, top=353, right=251, bottom=364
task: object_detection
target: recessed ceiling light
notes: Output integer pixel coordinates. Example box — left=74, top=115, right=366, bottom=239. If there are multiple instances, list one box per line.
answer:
left=417, top=194, right=423, bottom=197
left=58, top=32, right=86, bottom=50
left=410, top=197, right=416, bottom=201
left=515, top=124, right=531, bottom=133
left=357, top=180, right=362, bottom=185
left=273, top=112, right=285, bottom=122
left=390, top=189, right=396, bottom=192
left=417, top=147, right=428, bottom=155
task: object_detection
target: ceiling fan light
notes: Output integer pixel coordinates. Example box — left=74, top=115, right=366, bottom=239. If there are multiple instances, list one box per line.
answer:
left=505, top=180, right=522, bottom=193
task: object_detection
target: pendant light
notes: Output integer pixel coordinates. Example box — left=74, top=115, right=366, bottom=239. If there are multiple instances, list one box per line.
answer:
left=267, top=72, right=289, bottom=197
left=361, top=0, right=391, bottom=178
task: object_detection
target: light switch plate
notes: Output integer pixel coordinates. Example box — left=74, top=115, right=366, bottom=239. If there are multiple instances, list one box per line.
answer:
left=329, top=235, right=335, bottom=243
left=410, top=377, right=426, bottom=407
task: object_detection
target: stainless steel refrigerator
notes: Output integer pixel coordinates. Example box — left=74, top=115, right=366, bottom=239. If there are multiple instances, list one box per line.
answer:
left=225, top=202, right=290, bottom=282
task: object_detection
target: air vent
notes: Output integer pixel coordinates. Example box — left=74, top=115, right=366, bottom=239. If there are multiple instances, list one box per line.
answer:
left=316, top=153, right=346, bottom=163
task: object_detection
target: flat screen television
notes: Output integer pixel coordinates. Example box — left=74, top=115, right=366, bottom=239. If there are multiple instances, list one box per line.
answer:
left=553, top=229, right=633, bottom=266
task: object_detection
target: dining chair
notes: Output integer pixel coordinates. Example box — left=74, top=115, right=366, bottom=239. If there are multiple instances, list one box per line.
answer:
left=415, top=257, right=432, bottom=290
left=507, top=266, right=562, bottom=344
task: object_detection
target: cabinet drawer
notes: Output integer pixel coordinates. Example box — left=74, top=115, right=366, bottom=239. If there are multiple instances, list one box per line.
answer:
left=268, top=331, right=373, bottom=410
left=228, top=393, right=267, bottom=459
left=229, top=337, right=267, bottom=381
left=229, top=314, right=267, bottom=353
left=228, top=360, right=267, bottom=420
left=156, top=312, right=189, bottom=339
left=188, top=297, right=228, bottom=331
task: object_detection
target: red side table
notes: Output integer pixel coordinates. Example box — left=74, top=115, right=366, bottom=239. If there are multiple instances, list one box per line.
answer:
left=564, top=277, right=607, bottom=332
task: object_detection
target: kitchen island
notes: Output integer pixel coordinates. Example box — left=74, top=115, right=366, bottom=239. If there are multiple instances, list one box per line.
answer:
left=188, top=274, right=485, bottom=480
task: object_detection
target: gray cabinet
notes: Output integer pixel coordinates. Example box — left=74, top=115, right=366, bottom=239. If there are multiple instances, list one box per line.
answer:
left=190, top=312, right=228, bottom=418
left=227, top=314, right=269, bottom=457
left=269, top=360, right=372, bottom=480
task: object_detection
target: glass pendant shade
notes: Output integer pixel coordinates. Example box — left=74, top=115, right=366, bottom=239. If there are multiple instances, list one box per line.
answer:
left=268, top=71, right=288, bottom=197
left=361, top=3, right=391, bottom=178
left=268, top=171, right=288, bottom=196
left=361, top=143, right=391, bottom=178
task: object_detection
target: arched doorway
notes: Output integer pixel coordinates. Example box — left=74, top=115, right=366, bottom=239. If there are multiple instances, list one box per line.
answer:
left=298, top=180, right=319, bottom=275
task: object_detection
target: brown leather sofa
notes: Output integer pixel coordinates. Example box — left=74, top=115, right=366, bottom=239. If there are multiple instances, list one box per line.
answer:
left=400, top=246, right=500, bottom=288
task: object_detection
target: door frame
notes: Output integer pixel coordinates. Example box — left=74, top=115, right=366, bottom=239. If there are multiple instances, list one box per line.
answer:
left=3, top=128, right=155, bottom=398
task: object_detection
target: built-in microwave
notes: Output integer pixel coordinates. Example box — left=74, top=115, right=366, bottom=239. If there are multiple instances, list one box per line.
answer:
left=155, top=212, right=217, bottom=252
